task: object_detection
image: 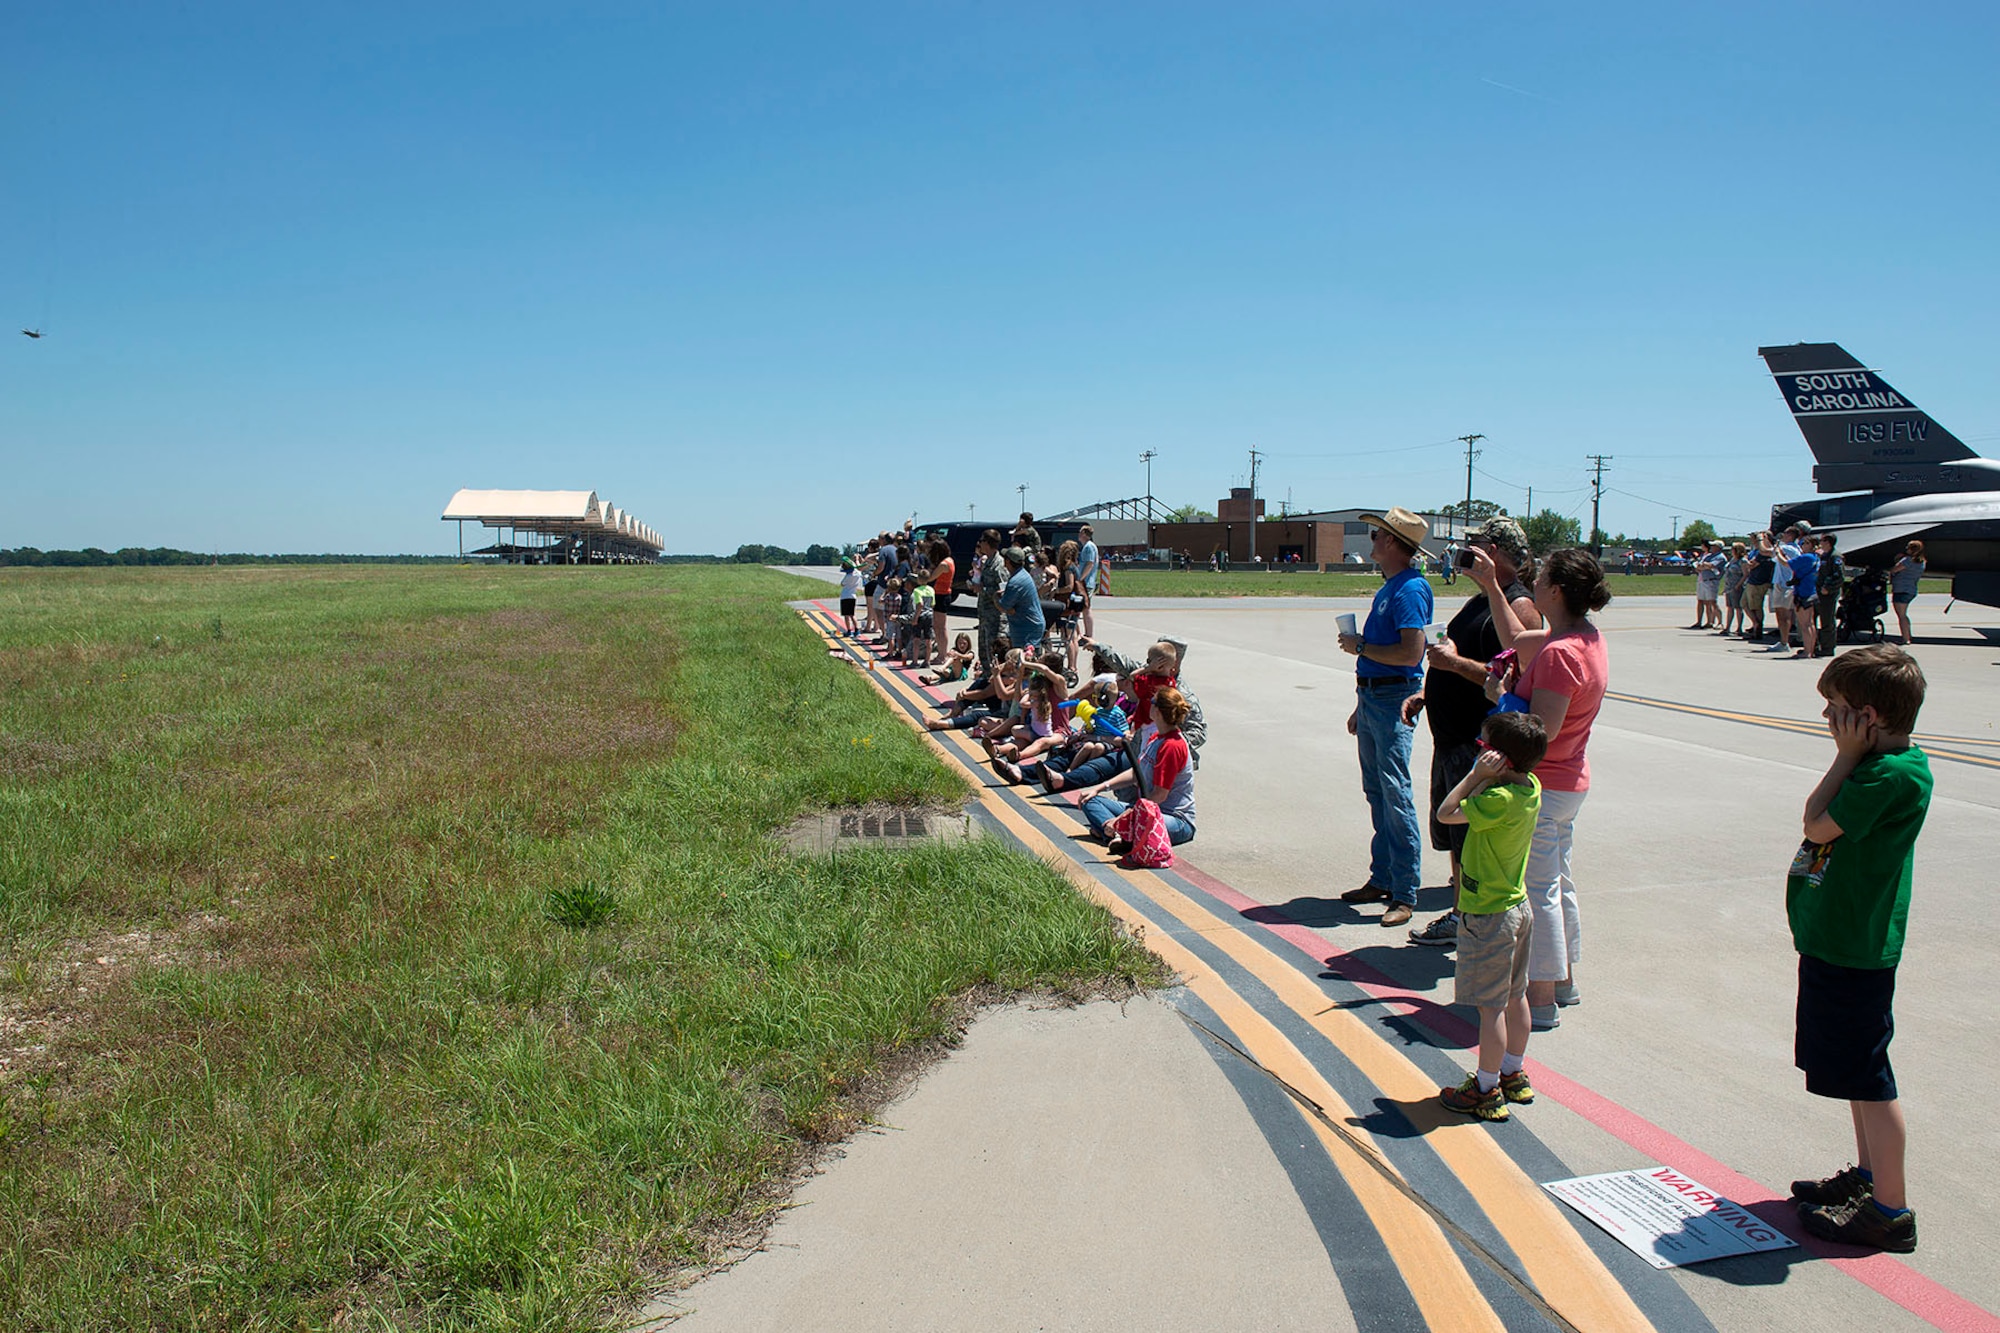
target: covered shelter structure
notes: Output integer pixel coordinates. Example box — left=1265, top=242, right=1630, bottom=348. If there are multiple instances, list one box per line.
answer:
left=440, top=489, right=665, bottom=564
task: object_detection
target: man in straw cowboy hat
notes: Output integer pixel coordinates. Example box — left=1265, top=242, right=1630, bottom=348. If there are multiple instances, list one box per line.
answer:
left=1337, top=506, right=1435, bottom=928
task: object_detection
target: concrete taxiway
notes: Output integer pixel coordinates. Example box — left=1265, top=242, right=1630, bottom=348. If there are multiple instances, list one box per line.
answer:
left=652, top=573, right=2000, bottom=1331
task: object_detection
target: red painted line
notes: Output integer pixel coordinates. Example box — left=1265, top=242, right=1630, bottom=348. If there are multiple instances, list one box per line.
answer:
left=1167, top=859, right=2000, bottom=1332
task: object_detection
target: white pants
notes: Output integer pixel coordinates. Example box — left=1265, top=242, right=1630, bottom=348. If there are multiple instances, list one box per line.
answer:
left=1526, top=788, right=1589, bottom=983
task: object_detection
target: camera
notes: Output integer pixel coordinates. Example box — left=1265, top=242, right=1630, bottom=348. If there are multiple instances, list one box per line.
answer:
left=1455, top=548, right=1477, bottom=569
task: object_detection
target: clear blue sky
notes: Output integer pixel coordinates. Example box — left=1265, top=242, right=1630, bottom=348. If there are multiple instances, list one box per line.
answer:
left=6, top=3, right=1998, bottom=554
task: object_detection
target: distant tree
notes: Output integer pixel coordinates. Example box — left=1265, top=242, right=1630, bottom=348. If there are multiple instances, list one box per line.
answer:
left=1679, top=520, right=1718, bottom=548
left=799, top=543, right=840, bottom=565
left=1436, top=499, right=1507, bottom=522
left=1163, top=504, right=1216, bottom=522
left=733, top=543, right=804, bottom=564
left=1520, top=509, right=1582, bottom=554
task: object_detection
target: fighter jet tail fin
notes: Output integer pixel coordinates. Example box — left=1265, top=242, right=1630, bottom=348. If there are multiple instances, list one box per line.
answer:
left=1758, top=342, right=1977, bottom=494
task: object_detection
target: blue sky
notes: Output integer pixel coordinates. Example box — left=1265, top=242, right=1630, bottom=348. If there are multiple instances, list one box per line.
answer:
left=5, top=2, right=1998, bottom=554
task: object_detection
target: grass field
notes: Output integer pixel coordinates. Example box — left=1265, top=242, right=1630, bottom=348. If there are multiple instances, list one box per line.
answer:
left=1101, top=568, right=1956, bottom=600
left=0, top=565, right=1162, bottom=1331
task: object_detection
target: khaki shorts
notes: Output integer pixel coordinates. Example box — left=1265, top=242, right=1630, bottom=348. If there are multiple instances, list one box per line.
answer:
left=1454, top=901, right=1533, bottom=1010
left=1771, top=584, right=1794, bottom=610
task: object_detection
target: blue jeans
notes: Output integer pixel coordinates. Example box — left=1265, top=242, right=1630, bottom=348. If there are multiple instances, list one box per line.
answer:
left=1081, top=794, right=1195, bottom=845
left=1355, top=678, right=1423, bottom=904
left=1045, top=749, right=1129, bottom=788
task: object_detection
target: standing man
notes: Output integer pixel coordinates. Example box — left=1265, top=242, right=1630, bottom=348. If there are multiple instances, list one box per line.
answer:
left=1338, top=507, right=1435, bottom=928
left=1815, top=533, right=1844, bottom=657
left=1076, top=525, right=1101, bottom=639
left=1763, top=525, right=1804, bottom=652
left=973, top=529, right=1006, bottom=664
left=999, top=546, right=1046, bottom=651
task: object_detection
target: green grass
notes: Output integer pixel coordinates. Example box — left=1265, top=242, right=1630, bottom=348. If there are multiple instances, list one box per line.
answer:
left=1103, top=568, right=1956, bottom=599
left=0, top=564, right=1163, bottom=1331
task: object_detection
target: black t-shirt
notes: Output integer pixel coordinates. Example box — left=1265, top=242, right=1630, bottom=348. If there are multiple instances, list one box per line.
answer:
left=1427, top=580, right=1531, bottom=747
left=1745, top=550, right=1773, bottom=586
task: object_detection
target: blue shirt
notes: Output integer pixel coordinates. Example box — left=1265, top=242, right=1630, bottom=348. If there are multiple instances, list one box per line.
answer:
left=1357, top=567, right=1433, bottom=679
left=1077, top=540, right=1100, bottom=585
left=1790, top=552, right=1819, bottom=603
left=1000, top=567, right=1046, bottom=645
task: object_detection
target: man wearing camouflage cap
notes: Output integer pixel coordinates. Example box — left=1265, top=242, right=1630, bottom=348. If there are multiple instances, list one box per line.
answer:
left=1401, top=515, right=1546, bottom=948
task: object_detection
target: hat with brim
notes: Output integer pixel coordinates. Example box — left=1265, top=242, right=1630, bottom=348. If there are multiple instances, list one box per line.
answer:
left=1358, top=507, right=1431, bottom=556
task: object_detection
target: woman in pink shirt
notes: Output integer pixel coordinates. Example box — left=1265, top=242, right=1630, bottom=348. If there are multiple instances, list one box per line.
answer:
left=1466, top=547, right=1611, bottom=1031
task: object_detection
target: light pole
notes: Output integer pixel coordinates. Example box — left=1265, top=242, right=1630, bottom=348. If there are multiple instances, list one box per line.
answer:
left=1016, top=482, right=1029, bottom=515
left=968, top=503, right=976, bottom=522
left=1140, top=449, right=1157, bottom=519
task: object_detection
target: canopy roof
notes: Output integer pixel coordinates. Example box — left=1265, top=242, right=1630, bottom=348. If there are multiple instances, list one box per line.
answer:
left=441, top=488, right=661, bottom=552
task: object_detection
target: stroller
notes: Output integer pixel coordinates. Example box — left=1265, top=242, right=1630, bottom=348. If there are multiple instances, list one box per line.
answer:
left=1837, top=566, right=1889, bottom=643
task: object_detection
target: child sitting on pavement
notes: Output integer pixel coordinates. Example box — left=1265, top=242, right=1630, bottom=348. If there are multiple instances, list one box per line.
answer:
left=1436, top=711, right=1549, bottom=1123
left=1786, top=644, right=1932, bottom=1252
left=922, top=632, right=976, bottom=686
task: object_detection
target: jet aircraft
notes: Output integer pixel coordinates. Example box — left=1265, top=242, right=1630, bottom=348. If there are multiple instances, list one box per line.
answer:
left=1759, top=341, right=2000, bottom=608
left=20, top=329, right=42, bottom=339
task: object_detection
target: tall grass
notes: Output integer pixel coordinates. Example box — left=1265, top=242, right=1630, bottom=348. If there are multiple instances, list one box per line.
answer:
left=0, top=565, right=1161, bottom=1331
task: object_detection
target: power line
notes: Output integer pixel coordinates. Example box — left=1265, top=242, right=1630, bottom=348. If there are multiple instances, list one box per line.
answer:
left=1604, top=487, right=1764, bottom=527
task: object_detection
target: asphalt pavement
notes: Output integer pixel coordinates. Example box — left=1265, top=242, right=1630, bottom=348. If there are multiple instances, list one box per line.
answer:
left=646, top=572, right=2000, bottom=1332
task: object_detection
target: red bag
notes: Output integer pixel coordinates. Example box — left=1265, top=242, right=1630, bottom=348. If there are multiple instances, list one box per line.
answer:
left=1109, top=798, right=1175, bottom=869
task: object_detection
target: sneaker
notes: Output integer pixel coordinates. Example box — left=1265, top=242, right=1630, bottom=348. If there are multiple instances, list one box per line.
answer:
left=1499, top=1070, right=1535, bottom=1104
left=1800, top=1199, right=1917, bottom=1253
left=1380, top=902, right=1415, bottom=928
left=1530, top=1004, right=1561, bottom=1031
left=1441, top=1075, right=1510, bottom=1122
left=1553, top=981, right=1581, bottom=1007
left=1790, top=1164, right=1872, bottom=1208
left=1409, top=912, right=1459, bottom=947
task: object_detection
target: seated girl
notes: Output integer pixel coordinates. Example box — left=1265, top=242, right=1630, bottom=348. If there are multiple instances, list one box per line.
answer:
left=922, top=632, right=976, bottom=686
left=1072, top=687, right=1197, bottom=847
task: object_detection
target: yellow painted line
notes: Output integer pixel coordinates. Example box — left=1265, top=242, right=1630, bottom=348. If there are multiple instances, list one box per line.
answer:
left=802, top=608, right=1659, bottom=1331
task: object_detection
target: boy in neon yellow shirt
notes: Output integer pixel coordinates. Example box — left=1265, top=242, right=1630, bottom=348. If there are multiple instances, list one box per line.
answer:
left=1436, top=711, right=1548, bottom=1122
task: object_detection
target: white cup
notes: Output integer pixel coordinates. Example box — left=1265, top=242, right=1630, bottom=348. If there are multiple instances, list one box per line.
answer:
left=1336, top=612, right=1358, bottom=637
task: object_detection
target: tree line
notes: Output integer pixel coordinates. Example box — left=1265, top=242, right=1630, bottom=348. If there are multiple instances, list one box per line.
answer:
left=0, top=547, right=461, bottom=567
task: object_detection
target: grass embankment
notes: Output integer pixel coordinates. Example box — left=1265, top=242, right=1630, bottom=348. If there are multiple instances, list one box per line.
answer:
left=0, top=565, right=1162, bottom=1331
left=1103, top=569, right=1955, bottom=600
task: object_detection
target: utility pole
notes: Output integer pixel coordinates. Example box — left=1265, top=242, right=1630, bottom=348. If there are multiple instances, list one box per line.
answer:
left=1140, top=449, right=1157, bottom=520
left=1587, top=454, right=1612, bottom=557
left=1457, top=434, right=1486, bottom=537
left=1526, top=486, right=1532, bottom=519
left=1247, top=448, right=1263, bottom=516
left=1670, top=516, right=1680, bottom=549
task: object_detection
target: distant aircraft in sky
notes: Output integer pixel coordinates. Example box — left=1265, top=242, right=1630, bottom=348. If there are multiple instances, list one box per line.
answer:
left=20, top=328, right=42, bottom=339
left=1759, top=341, right=2000, bottom=608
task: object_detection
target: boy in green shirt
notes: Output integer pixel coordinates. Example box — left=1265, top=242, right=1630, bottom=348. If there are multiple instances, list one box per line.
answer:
left=1436, top=711, right=1548, bottom=1122
left=1787, top=644, right=1932, bottom=1252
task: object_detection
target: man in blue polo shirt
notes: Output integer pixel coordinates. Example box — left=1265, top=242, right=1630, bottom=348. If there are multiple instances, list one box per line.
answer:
left=999, top=546, right=1046, bottom=651
left=1337, top=507, right=1434, bottom=927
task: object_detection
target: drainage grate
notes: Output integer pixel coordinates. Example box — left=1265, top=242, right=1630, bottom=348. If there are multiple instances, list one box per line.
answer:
left=780, top=806, right=977, bottom=855
left=841, top=811, right=927, bottom=838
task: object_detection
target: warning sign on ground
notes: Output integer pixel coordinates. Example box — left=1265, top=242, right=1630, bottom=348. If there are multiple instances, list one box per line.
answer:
left=1543, top=1167, right=1799, bottom=1269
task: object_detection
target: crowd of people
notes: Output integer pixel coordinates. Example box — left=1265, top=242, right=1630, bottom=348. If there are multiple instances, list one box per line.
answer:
left=830, top=503, right=1935, bottom=1253
left=1676, top=527, right=1928, bottom=655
